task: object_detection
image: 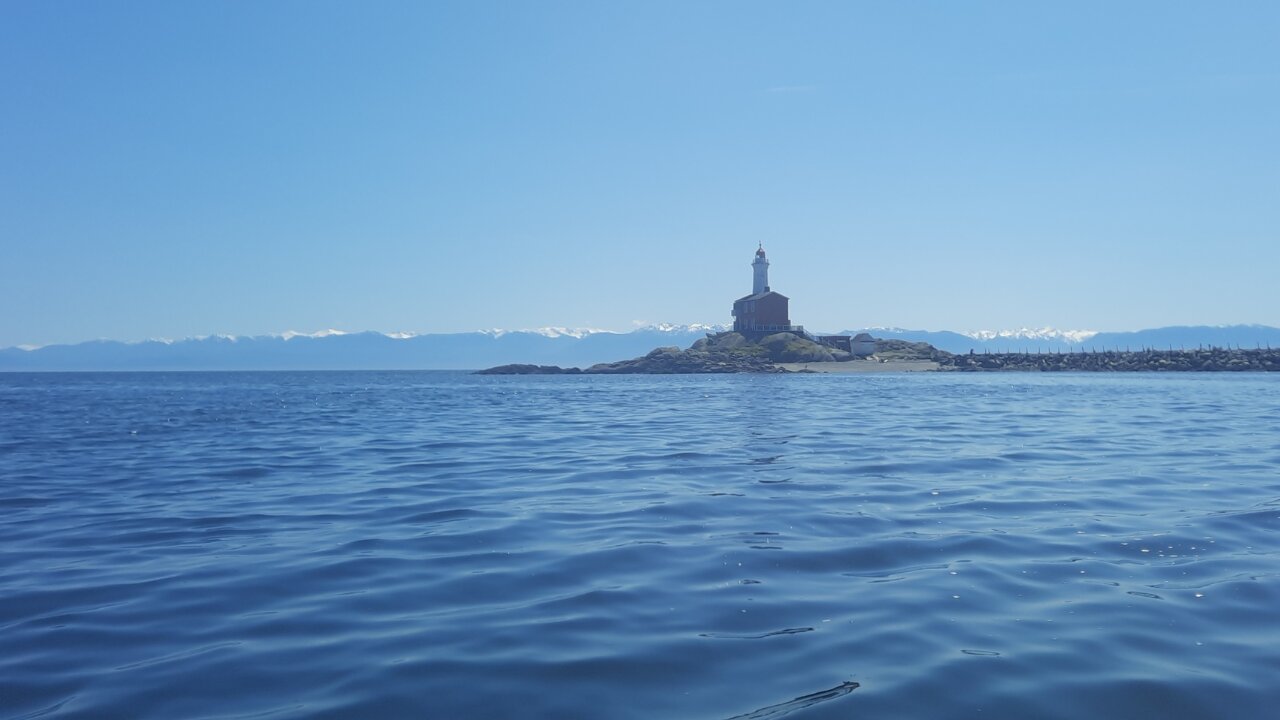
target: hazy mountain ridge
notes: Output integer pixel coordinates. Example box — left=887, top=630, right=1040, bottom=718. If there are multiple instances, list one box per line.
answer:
left=0, top=327, right=722, bottom=371
left=3, top=324, right=1277, bottom=371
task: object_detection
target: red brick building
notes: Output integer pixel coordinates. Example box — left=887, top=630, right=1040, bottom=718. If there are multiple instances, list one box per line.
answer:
left=732, top=290, right=792, bottom=332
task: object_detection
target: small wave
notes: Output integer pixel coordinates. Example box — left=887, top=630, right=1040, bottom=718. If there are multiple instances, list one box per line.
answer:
left=398, top=508, right=486, bottom=524
left=723, top=680, right=859, bottom=719
left=113, top=641, right=243, bottom=671
left=700, top=627, right=814, bottom=639
left=208, top=465, right=273, bottom=479
left=11, top=696, right=77, bottom=720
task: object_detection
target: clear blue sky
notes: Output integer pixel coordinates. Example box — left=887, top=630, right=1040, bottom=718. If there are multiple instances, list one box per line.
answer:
left=3, top=1, right=1277, bottom=347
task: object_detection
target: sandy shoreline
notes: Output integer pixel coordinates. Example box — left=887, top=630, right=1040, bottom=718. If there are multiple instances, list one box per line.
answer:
left=778, top=359, right=941, bottom=373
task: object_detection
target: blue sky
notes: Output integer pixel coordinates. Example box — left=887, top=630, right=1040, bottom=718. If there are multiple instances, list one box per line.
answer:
left=3, top=1, right=1277, bottom=347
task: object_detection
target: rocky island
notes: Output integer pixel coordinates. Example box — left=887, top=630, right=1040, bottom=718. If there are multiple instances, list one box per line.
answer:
left=476, top=331, right=942, bottom=374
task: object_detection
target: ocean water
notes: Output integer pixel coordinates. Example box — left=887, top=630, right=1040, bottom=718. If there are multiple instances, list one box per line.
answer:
left=2, top=371, right=1279, bottom=720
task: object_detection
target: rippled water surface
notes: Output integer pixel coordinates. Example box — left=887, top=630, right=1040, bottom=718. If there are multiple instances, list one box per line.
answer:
left=2, top=371, right=1279, bottom=719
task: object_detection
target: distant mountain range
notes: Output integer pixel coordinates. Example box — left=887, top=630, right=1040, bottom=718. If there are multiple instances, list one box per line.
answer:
left=3, top=324, right=1278, bottom=371
left=0, top=325, right=722, bottom=371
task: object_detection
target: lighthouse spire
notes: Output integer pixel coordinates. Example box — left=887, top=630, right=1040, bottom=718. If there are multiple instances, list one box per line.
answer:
left=752, top=244, right=770, bottom=294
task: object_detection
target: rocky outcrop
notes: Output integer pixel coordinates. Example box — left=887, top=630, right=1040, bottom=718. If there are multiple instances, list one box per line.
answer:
left=475, top=363, right=582, bottom=375
left=584, top=343, right=784, bottom=374
left=873, top=339, right=952, bottom=362
left=755, top=333, right=844, bottom=363
left=478, top=332, right=803, bottom=374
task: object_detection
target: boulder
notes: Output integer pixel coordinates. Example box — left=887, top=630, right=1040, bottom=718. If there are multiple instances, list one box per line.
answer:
left=757, top=333, right=836, bottom=363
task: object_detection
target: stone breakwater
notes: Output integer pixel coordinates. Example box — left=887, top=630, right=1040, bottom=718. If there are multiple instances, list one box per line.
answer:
left=943, top=347, right=1280, bottom=372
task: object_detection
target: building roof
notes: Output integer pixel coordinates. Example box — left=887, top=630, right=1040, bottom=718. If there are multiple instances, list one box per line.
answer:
left=734, top=290, right=789, bottom=304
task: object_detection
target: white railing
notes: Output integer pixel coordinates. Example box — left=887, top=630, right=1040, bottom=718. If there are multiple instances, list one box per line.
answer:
left=741, top=324, right=805, bottom=333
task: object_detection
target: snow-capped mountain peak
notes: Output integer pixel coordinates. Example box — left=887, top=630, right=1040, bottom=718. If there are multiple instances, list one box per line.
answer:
left=480, top=327, right=615, bottom=339
left=963, top=327, right=1098, bottom=344
left=630, top=322, right=728, bottom=333
left=280, top=329, right=349, bottom=341
left=860, top=326, right=915, bottom=334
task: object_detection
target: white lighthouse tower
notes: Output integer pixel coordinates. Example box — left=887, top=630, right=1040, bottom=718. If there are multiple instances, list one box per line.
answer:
left=752, top=244, right=770, bottom=294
